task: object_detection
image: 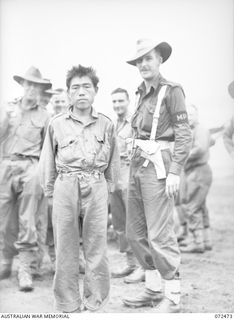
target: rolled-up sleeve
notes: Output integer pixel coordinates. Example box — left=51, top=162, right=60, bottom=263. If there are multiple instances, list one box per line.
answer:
left=39, top=121, right=58, bottom=197
left=167, top=86, right=192, bottom=175
left=104, top=122, right=120, bottom=187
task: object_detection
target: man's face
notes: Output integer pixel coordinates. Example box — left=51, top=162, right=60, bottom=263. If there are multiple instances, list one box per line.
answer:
left=51, top=92, right=68, bottom=115
left=39, top=93, right=52, bottom=108
left=22, top=80, right=43, bottom=102
left=112, top=92, right=129, bottom=117
left=187, top=105, right=198, bottom=127
left=68, top=76, right=97, bottom=110
left=136, top=49, right=162, bottom=81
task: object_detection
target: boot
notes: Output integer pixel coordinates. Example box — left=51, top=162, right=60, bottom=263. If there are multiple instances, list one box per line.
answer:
left=203, top=227, right=212, bottom=250
left=18, top=251, right=34, bottom=291
left=180, top=229, right=205, bottom=253
left=152, top=278, right=181, bottom=313
left=177, top=223, right=188, bottom=243
left=0, top=259, right=12, bottom=280
left=111, top=252, right=136, bottom=278
left=124, top=266, right=145, bottom=284
left=123, top=288, right=163, bottom=308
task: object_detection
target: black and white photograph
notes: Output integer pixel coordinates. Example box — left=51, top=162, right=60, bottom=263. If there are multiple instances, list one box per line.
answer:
left=0, top=0, right=233, bottom=315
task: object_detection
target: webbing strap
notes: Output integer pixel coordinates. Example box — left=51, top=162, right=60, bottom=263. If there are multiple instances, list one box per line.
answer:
left=150, top=85, right=168, bottom=140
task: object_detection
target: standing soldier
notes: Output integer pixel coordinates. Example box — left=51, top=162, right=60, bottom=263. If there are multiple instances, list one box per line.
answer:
left=39, top=65, right=119, bottom=313
left=179, top=104, right=213, bottom=253
left=110, top=88, right=145, bottom=283
left=0, top=66, right=51, bottom=291
left=122, top=39, right=192, bottom=312
left=223, top=81, right=234, bottom=159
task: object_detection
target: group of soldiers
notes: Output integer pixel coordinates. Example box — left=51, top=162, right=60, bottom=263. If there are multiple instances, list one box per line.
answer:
left=0, top=38, right=233, bottom=313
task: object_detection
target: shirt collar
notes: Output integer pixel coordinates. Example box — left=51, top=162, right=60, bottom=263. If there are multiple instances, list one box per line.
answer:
left=136, top=73, right=167, bottom=95
left=65, top=105, right=98, bottom=121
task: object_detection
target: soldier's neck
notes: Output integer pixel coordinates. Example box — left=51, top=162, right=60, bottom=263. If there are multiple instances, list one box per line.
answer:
left=144, top=73, right=160, bottom=94
left=73, top=106, right=92, bottom=124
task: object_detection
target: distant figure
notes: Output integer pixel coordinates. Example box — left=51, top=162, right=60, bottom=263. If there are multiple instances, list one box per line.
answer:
left=0, top=66, right=51, bottom=291
left=179, top=104, right=213, bottom=253
left=50, top=88, right=68, bottom=115
left=223, top=81, right=234, bottom=160
left=110, top=88, right=145, bottom=283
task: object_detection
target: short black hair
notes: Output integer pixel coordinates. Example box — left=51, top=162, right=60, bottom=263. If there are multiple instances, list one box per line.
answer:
left=66, top=65, right=99, bottom=90
left=111, top=87, right=129, bottom=100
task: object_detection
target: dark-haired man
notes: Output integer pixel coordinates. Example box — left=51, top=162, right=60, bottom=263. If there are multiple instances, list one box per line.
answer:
left=39, top=65, right=119, bottom=312
left=110, top=88, right=144, bottom=283
left=122, top=39, right=192, bottom=312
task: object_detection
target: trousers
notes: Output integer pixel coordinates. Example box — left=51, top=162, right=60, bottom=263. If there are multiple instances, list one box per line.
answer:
left=126, top=155, right=180, bottom=280
left=52, top=172, right=109, bottom=312
left=180, top=163, right=212, bottom=231
left=0, top=158, right=45, bottom=264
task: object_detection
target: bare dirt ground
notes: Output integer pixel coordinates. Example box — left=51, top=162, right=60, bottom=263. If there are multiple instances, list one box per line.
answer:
left=0, top=174, right=234, bottom=313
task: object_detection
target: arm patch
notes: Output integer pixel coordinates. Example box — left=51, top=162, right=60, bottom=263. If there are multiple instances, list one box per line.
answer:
left=172, top=111, right=188, bottom=124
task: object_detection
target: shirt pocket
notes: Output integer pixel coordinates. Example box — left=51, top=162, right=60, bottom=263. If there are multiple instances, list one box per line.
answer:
left=94, top=132, right=110, bottom=165
left=141, top=102, right=155, bottom=132
left=16, top=120, right=42, bottom=144
left=59, top=136, right=79, bottom=163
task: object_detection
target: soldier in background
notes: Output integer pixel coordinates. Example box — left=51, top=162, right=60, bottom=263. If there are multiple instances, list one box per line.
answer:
left=0, top=66, right=51, bottom=291
left=179, top=104, right=213, bottom=253
left=223, top=81, right=234, bottom=159
left=110, top=88, right=145, bottom=283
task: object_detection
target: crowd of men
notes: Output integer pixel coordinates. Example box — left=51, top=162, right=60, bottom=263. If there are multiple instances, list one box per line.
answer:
left=0, top=38, right=233, bottom=313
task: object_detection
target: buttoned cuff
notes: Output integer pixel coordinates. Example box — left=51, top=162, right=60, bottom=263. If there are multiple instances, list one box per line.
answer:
left=169, top=161, right=182, bottom=176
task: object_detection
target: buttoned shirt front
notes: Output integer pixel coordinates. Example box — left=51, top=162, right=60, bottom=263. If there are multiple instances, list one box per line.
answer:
left=131, top=73, right=192, bottom=175
left=0, top=98, right=50, bottom=159
left=115, top=116, right=134, bottom=162
left=39, top=106, right=120, bottom=197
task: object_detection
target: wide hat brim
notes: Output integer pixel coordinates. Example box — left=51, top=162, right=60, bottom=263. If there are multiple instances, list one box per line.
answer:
left=127, top=41, right=172, bottom=66
left=13, top=75, right=52, bottom=89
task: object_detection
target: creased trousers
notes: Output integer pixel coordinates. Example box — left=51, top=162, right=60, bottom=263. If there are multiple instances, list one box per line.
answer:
left=110, top=161, right=132, bottom=253
left=180, top=163, right=212, bottom=231
left=126, top=157, right=180, bottom=280
left=0, top=159, right=45, bottom=263
left=52, top=173, right=109, bottom=312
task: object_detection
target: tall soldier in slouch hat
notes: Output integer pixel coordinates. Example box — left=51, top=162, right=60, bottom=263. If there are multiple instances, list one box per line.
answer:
left=122, top=39, right=192, bottom=312
left=39, top=65, right=120, bottom=312
left=0, top=66, right=51, bottom=291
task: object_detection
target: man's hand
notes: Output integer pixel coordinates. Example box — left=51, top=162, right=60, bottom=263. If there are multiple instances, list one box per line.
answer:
left=165, top=173, right=180, bottom=199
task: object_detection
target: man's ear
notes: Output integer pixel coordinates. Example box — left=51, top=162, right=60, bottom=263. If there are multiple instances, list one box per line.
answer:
left=95, top=86, right=99, bottom=93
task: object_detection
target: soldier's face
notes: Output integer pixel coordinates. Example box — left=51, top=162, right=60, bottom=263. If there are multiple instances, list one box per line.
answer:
left=22, top=80, right=43, bottom=102
left=68, top=76, right=97, bottom=110
left=136, top=49, right=162, bottom=81
left=51, top=92, right=68, bottom=114
left=112, top=92, right=129, bottom=117
left=39, top=93, right=52, bottom=108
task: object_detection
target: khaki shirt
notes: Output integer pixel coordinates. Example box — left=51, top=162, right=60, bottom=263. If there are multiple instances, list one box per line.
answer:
left=184, top=123, right=211, bottom=171
left=0, top=98, right=50, bottom=159
left=115, top=116, right=134, bottom=162
left=39, top=106, right=120, bottom=197
left=131, top=73, right=192, bottom=175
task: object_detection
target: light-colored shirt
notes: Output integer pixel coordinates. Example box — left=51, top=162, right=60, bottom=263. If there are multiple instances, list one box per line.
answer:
left=39, top=106, right=120, bottom=197
left=115, top=116, right=134, bottom=162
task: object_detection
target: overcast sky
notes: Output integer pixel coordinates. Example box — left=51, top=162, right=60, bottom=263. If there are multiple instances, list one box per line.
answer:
left=0, top=0, right=233, bottom=174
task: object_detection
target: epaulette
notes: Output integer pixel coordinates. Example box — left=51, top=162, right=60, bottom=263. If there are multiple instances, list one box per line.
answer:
left=98, top=112, right=113, bottom=122
left=49, top=112, right=65, bottom=124
left=163, top=80, right=185, bottom=97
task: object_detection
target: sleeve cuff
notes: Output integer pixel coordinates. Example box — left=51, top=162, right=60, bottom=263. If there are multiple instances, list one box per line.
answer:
left=169, top=161, right=182, bottom=176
